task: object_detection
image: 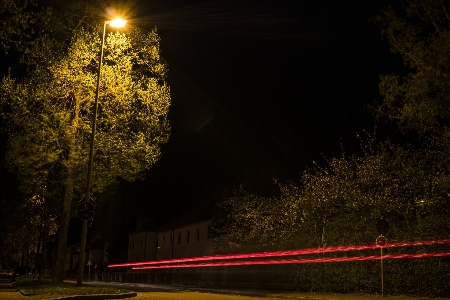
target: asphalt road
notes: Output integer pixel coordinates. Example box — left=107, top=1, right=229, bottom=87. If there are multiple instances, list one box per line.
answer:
left=65, top=279, right=450, bottom=300
left=1, top=276, right=448, bottom=300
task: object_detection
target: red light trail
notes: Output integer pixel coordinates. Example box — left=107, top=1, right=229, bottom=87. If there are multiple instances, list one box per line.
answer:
left=108, top=238, right=450, bottom=268
left=132, top=252, right=450, bottom=270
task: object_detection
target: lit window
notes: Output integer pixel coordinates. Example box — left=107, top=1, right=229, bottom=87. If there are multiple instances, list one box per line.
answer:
left=186, top=230, right=190, bottom=243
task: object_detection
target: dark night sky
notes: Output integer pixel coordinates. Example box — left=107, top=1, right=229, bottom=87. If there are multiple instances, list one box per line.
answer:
left=80, top=0, right=407, bottom=251
left=1, top=0, right=404, bottom=250
left=113, top=0, right=399, bottom=208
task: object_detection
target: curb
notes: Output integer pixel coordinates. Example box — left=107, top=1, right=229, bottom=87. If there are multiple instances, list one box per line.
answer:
left=53, top=292, right=137, bottom=299
left=72, top=281, right=281, bottom=298
left=79, top=281, right=268, bottom=297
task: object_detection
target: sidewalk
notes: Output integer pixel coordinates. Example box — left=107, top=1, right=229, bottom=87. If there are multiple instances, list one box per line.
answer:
left=0, top=277, right=16, bottom=292
left=0, top=275, right=22, bottom=299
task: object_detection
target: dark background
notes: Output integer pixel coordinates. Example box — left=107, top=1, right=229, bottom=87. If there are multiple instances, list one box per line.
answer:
left=112, top=1, right=398, bottom=207
left=1, top=0, right=403, bottom=255
left=89, top=0, right=402, bottom=254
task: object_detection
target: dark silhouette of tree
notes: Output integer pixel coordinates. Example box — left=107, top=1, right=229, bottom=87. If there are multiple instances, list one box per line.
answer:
left=374, top=0, right=450, bottom=137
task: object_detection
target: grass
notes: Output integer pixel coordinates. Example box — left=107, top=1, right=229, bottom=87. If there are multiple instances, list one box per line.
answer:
left=12, top=275, right=131, bottom=297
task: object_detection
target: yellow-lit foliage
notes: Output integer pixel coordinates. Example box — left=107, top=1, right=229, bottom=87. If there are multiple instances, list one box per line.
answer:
left=215, top=140, right=450, bottom=250
left=1, top=25, right=170, bottom=199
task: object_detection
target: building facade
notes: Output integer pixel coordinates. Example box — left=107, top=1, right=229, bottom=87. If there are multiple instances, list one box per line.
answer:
left=128, top=231, right=158, bottom=263
left=157, top=220, right=213, bottom=260
left=126, top=184, right=230, bottom=278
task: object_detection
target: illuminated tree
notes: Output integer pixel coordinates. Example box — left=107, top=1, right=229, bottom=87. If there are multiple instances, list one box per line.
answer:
left=1, top=23, right=170, bottom=283
left=216, top=138, right=450, bottom=247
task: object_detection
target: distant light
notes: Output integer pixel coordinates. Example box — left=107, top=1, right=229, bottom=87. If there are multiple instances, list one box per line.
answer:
left=109, top=18, right=127, bottom=28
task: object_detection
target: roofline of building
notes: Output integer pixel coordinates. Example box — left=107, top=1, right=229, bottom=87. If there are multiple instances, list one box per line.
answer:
left=156, top=218, right=212, bottom=233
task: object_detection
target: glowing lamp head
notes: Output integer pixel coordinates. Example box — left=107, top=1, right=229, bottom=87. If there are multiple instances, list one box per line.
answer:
left=109, top=18, right=127, bottom=28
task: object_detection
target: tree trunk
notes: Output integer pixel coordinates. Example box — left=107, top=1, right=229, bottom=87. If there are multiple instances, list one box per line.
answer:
left=52, top=176, right=73, bottom=283
left=39, top=205, right=50, bottom=281
left=76, top=219, right=87, bottom=286
left=24, top=237, right=29, bottom=268
left=33, top=222, right=43, bottom=279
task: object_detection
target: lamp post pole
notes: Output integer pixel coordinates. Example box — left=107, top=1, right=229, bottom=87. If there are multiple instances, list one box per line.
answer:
left=76, top=18, right=126, bottom=287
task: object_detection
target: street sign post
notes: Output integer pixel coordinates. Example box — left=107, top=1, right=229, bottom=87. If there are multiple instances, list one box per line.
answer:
left=376, top=218, right=389, bottom=297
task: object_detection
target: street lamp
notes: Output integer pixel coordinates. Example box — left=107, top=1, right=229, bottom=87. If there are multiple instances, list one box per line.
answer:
left=76, top=17, right=127, bottom=287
